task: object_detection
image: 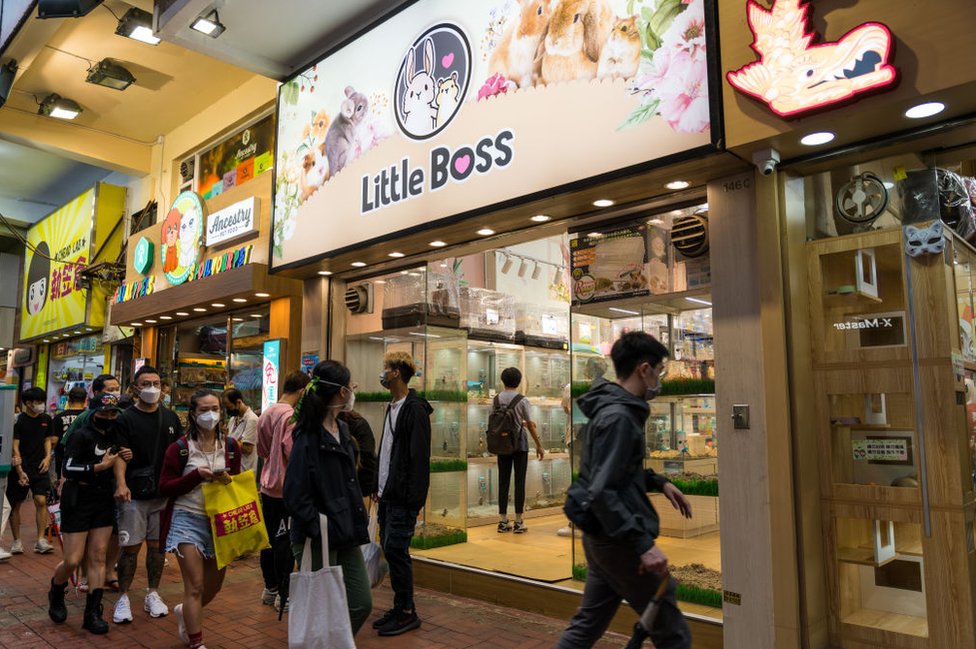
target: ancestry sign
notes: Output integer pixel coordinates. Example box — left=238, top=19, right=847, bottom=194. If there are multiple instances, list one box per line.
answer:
left=206, top=196, right=259, bottom=247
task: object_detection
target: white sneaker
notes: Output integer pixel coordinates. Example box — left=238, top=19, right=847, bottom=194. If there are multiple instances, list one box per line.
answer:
left=34, top=538, right=55, bottom=554
left=145, top=591, right=169, bottom=618
left=10, top=539, right=23, bottom=554
left=174, top=603, right=189, bottom=644
left=261, top=587, right=277, bottom=605
left=274, top=593, right=289, bottom=613
left=113, top=593, right=133, bottom=624
left=0, top=548, right=11, bottom=561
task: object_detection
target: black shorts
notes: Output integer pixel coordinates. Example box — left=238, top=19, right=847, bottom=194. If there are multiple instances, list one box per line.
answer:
left=6, top=471, right=51, bottom=504
left=59, top=482, right=117, bottom=534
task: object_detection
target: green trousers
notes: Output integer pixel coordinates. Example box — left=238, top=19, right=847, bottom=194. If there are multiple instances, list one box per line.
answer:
left=292, top=539, right=373, bottom=634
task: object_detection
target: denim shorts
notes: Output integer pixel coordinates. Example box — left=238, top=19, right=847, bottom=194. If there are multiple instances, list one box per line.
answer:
left=165, top=510, right=215, bottom=560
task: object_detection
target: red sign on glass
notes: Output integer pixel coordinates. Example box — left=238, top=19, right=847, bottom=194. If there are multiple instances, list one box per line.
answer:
left=727, top=0, right=897, bottom=118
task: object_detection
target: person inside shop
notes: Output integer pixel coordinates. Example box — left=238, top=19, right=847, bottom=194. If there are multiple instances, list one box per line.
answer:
left=52, top=385, right=89, bottom=488
left=48, top=392, right=130, bottom=635
left=371, top=351, right=432, bottom=637
left=113, top=365, right=183, bottom=625
left=159, top=388, right=242, bottom=649
left=6, top=386, right=55, bottom=555
left=161, top=379, right=173, bottom=408
left=494, top=367, right=545, bottom=535
left=283, top=360, right=372, bottom=635
left=557, top=332, right=693, bottom=649
left=256, top=370, right=310, bottom=611
left=222, top=389, right=259, bottom=473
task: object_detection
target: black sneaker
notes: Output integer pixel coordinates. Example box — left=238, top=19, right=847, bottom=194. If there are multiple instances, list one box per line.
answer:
left=377, top=609, right=421, bottom=636
left=497, top=521, right=512, bottom=533
left=371, top=608, right=398, bottom=630
left=513, top=521, right=527, bottom=534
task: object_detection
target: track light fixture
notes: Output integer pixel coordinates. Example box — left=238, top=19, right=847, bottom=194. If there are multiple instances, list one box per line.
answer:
left=38, top=93, right=82, bottom=120
left=115, top=7, right=160, bottom=45
left=518, top=259, right=529, bottom=278
left=552, top=265, right=561, bottom=284
left=86, top=59, right=135, bottom=90
left=531, top=262, right=542, bottom=280
left=192, top=9, right=225, bottom=38
left=500, top=254, right=514, bottom=274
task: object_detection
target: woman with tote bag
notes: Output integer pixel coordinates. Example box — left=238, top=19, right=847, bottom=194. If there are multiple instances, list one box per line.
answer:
left=284, top=360, right=372, bottom=645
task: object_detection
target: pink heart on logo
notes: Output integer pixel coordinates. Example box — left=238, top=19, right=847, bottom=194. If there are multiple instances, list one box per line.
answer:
left=454, top=154, right=471, bottom=175
left=441, top=52, right=455, bottom=68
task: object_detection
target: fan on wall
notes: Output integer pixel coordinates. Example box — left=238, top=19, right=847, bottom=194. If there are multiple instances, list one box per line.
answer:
left=835, top=172, right=889, bottom=231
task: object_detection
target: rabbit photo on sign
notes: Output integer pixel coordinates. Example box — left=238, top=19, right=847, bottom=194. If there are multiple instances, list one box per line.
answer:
left=488, top=0, right=552, bottom=88
left=597, top=15, right=640, bottom=80
left=402, top=37, right=438, bottom=135
left=325, top=86, right=369, bottom=176
left=541, top=0, right=614, bottom=84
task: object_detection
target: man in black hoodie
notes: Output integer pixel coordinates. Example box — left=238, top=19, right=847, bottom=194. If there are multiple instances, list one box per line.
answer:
left=556, top=332, right=693, bottom=649
left=372, top=351, right=431, bottom=637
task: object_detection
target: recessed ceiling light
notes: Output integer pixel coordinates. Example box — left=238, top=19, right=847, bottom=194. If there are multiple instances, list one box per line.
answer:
left=159, top=316, right=172, bottom=321
left=211, top=303, right=225, bottom=308
left=905, top=101, right=945, bottom=119
left=800, top=131, right=835, bottom=146
left=145, top=319, right=157, bottom=324
left=429, top=240, right=447, bottom=247
left=43, top=339, right=50, bottom=343
left=193, top=307, right=207, bottom=313
left=191, top=9, right=225, bottom=38
left=530, top=215, right=551, bottom=222
left=317, top=270, right=332, bottom=276
left=38, top=93, right=81, bottom=120
left=232, top=317, right=244, bottom=322
left=115, top=7, right=160, bottom=45
left=130, top=324, right=141, bottom=328
left=388, top=252, right=405, bottom=258
left=175, top=312, right=190, bottom=316
left=232, top=298, right=247, bottom=303
left=73, top=330, right=81, bottom=334
left=351, top=261, right=367, bottom=267
left=666, top=180, right=690, bottom=190
left=255, top=292, right=271, bottom=298
left=477, top=228, right=495, bottom=236
left=592, top=199, right=614, bottom=208
left=251, top=314, right=263, bottom=318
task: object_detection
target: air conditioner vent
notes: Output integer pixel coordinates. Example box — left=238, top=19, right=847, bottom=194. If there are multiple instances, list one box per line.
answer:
left=672, top=213, right=709, bottom=258
left=344, top=283, right=373, bottom=314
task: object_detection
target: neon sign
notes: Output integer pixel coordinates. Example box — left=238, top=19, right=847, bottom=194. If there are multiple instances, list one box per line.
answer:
left=727, top=0, right=897, bottom=118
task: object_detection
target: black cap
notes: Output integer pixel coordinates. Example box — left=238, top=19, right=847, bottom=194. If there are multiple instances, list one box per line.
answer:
left=89, top=392, right=123, bottom=413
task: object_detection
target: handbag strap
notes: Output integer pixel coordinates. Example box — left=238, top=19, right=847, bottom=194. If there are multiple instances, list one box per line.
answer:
left=301, top=513, right=330, bottom=572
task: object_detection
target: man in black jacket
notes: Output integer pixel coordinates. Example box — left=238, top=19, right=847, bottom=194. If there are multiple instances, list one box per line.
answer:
left=556, top=332, right=693, bottom=649
left=372, top=351, right=431, bottom=637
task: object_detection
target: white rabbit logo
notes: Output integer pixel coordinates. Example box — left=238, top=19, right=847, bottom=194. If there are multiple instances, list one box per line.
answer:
left=395, top=24, right=472, bottom=140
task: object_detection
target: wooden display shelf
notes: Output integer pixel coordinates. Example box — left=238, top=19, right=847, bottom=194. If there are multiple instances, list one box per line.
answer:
left=842, top=610, right=929, bottom=639
left=836, top=545, right=896, bottom=567
left=823, top=289, right=884, bottom=306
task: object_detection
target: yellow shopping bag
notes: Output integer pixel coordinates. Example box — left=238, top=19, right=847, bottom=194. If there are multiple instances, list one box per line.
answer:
left=202, top=470, right=270, bottom=569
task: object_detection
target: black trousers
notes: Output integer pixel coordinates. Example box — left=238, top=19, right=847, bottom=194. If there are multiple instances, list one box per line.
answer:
left=259, top=494, right=293, bottom=593
left=555, top=535, right=691, bottom=649
left=497, top=450, right=528, bottom=516
left=379, top=501, right=418, bottom=612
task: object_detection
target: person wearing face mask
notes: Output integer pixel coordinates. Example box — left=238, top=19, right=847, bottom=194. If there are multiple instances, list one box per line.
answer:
left=283, top=360, right=372, bottom=635
left=48, top=392, right=127, bottom=634
left=222, top=389, right=259, bottom=473
left=52, top=386, right=89, bottom=487
left=555, top=332, right=694, bottom=649
left=159, top=389, right=242, bottom=649
left=6, top=386, right=55, bottom=555
left=59, top=374, right=122, bottom=451
left=113, top=365, right=183, bottom=625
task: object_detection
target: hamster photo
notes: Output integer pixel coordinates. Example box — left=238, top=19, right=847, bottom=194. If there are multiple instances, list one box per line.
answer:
left=597, top=15, right=640, bottom=80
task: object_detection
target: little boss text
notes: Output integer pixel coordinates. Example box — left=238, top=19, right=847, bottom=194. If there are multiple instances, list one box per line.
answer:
left=361, top=129, right=514, bottom=214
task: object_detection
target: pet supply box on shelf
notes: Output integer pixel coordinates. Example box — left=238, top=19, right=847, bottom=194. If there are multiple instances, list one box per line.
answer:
left=459, top=287, right=516, bottom=341
left=382, top=270, right=460, bottom=329
left=515, top=302, right=569, bottom=349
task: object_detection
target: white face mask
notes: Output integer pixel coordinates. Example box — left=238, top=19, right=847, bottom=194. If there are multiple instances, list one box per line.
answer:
left=196, top=410, right=221, bottom=431
left=344, top=391, right=356, bottom=412
left=139, top=386, right=161, bottom=404
left=31, top=403, right=45, bottom=415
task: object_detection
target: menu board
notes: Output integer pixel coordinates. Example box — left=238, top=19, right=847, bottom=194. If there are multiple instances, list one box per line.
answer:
left=571, top=225, right=670, bottom=305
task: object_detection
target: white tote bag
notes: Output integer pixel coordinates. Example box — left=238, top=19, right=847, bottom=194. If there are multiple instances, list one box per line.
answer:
left=288, top=515, right=356, bottom=649
left=361, top=507, right=385, bottom=588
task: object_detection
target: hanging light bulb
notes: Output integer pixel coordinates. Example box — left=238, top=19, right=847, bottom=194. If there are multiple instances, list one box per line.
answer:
left=500, top=253, right=514, bottom=274
left=518, top=258, right=529, bottom=278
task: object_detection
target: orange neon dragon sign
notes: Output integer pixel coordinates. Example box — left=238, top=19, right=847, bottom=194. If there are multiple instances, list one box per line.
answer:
left=727, top=0, right=897, bottom=118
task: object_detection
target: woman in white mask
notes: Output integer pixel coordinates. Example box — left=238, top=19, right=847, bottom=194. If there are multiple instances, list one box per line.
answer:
left=158, top=389, right=243, bottom=649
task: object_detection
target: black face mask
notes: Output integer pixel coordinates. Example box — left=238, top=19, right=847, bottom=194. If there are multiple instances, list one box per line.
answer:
left=227, top=407, right=241, bottom=417
left=93, top=415, right=116, bottom=431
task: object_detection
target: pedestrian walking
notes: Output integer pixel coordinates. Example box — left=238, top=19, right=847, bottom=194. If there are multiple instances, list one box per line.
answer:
left=6, top=386, right=55, bottom=555
left=557, top=332, right=694, bottom=649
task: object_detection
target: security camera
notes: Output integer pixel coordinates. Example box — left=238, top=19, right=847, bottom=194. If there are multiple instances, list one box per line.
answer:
left=752, top=148, right=781, bottom=176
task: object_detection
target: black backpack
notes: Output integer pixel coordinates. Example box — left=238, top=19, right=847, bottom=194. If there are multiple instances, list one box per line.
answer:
left=486, top=394, right=525, bottom=456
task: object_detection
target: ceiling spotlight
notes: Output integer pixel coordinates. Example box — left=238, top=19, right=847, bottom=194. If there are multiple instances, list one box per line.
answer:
left=477, top=228, right=495, bottom=236
left=905, top=101, right=945, bottom=119
left=232, top=298, right=247, bottom=303
left=800, top=131, right=835, bottom=146
left=429, top=240, right=447, bottom=247
left=318, top=270, right=332, bottom=276
left=211, top=303, right=225, bottom=308
left=351, top=261, right=367, bottom=267
left=37, top=0, right=103, bottom=19
left=191, top=9, right=225, bottom=38
left=86, top=58, right=135, bottom=90
left=130, top=323, right=141, bottom=327
left=251, top=313, right=264, bottom=318
left=193, top=307, right=207, bottom=312
left=159, top=315, right=172, bottom=321
left=145, top=319, right=157, bottom=324
left=38, top=93, right=82, bottom=120
left=530, top=214, right=551, bottom=223
left=388, top=252, right=405, bottom=258
left=255, top=292, right=271, bottom=297
left=518, top=258, right=529, bottom=278
left=666, top=180, right=690, bottom=190
left=531, top=262, right=542, bottom=280
left=500, top=254, right=514, bottom=274
left=592, top=199, right=614, bottom=208
left=175, top=312, right=190, bottom=316
left=115, top=7, right=159, bottom=45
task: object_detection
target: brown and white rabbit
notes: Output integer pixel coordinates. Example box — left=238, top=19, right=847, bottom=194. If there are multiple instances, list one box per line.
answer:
left=541, top=0, right=614, bottom=84
left=402, top=37, right=438, bottom=134
left=488, top=0, right=551, bottom=88
left=597, top=16, right=640, bottom=80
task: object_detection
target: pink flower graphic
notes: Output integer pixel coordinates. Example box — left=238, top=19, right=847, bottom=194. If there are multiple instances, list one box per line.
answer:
left=478, top=73, right=516, bottom=101
left=639, top=46, right=709, bottom=133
